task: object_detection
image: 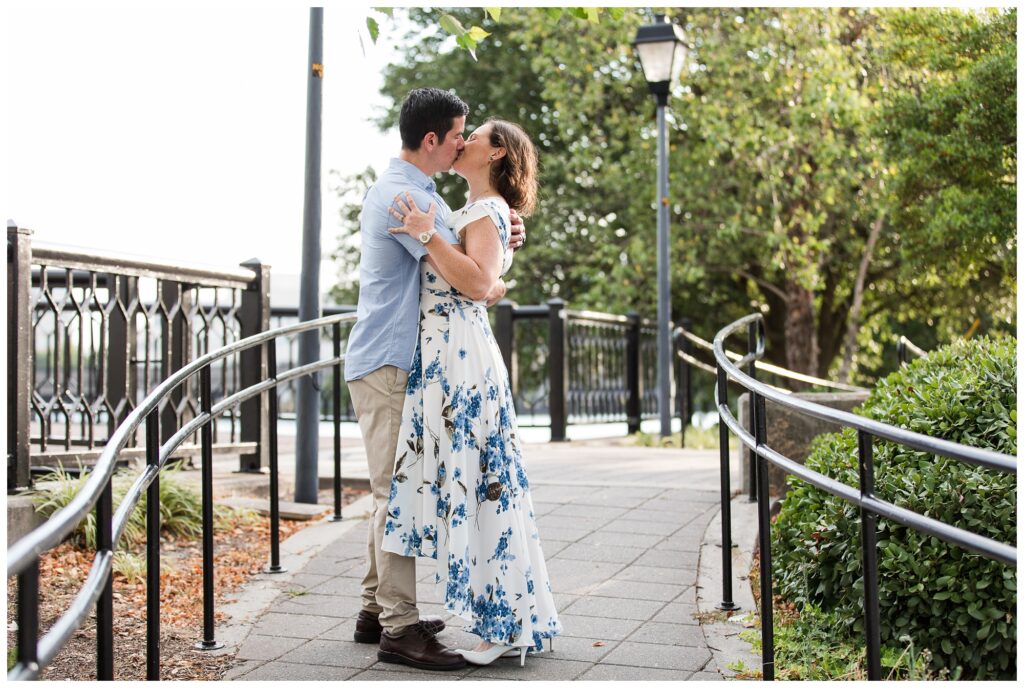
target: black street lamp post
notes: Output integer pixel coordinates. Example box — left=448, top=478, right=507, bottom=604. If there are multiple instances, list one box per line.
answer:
left=634, top=13, right=686, bottom=437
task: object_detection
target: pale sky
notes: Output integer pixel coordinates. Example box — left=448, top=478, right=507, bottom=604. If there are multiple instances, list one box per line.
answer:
left=6, top=2, right=418, bottom=302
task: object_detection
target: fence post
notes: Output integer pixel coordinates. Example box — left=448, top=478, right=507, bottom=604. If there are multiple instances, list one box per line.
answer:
left=753, top=394, right=775, bottom=680
left=716, top=364, right=739, bottom=611
left=858, top=430, right=883, bottom=680
left=331, top=321, right=343, bottom=522
left=96, top=478, right=114, bottom=680
left=495, top=299, right=516, bottom=395
left=239, top=259, right=271, bottom=472
left=548, top=298, right=568, bottom=442
left=747, top=321, right=758, bottom=502
left=626, top=311, right=641, bottom=434
left=145, top=410, right=162, bottom=677
left=7, top=223, right=32, bottom=491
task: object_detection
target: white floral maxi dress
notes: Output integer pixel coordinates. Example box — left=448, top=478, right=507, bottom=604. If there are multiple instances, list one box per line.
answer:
left=381, top=197, right=562, bottom=650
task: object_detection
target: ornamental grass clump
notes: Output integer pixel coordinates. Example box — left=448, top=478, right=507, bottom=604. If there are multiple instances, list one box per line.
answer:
left=772, top=335, right=1016, bottom=679
left=32, top=462, right=206, bottom=550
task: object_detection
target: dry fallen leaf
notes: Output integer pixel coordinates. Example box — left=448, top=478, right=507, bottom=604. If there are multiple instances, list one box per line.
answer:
left=592, top=641, right=606, bottom=647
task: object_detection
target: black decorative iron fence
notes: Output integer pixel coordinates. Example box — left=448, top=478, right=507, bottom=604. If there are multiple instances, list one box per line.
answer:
left=712, top=313, right=1016, bottom=681
left=7, top=225, right=272, bottom=491
left=6, top=312, right=357, bottom=681
left=493, top=299, right=678, bottom=440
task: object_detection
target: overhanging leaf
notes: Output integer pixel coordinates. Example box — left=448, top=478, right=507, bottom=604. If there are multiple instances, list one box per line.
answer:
left=366, top=17, right=379, bottom=44
left=440, top=13, right=467, bottom=38
left=485, top=7, right=502, bottom=23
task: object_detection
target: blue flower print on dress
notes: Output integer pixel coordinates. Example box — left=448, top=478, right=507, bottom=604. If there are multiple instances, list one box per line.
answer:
left=381, top=197, right=561, bottom=652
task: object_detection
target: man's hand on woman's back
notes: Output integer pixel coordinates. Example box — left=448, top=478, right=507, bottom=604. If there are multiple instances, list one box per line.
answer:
left=509, top=209, right=526, bottom=251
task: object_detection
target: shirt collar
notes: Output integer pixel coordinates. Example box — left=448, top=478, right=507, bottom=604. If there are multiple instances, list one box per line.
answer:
left=389, top=158, right=436, bottom=194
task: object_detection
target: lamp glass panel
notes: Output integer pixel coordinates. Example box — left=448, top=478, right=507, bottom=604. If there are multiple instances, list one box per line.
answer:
left=669, top=42, right=687, bottom=83
left=636, top=41, right=675, bottom=83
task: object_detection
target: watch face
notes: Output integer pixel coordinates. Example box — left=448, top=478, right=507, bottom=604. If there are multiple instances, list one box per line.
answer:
left=419, top=231, right=432, bottom=244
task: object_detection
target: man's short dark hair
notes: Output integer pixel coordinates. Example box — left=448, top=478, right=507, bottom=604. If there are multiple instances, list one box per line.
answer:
left=399, top=88, right=469, bottom=151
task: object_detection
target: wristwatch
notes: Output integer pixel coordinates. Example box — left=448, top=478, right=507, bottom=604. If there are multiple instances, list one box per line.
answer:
left=418, top=228, right=437, bottom=245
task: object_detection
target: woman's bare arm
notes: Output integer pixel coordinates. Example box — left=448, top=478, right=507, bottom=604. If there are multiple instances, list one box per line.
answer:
left=389, top=192, right=504, bottom=301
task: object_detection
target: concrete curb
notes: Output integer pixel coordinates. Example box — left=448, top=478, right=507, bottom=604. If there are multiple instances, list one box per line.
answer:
left=208, top=491, right=377, bottom=656
left=696, top=493, right=762, bottom=678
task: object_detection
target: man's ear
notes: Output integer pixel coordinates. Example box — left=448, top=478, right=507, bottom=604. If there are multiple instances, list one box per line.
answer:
left=422, top=132, right=437, bottom=151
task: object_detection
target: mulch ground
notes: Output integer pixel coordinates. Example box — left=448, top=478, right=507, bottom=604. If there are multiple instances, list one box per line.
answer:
left=7, top=487, right=368, bottom=681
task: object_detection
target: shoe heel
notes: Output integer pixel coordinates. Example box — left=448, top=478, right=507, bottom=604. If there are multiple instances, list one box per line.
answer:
left=519, top=647, right=527, bottom=667
left=548, top=637, right=553, bottom=652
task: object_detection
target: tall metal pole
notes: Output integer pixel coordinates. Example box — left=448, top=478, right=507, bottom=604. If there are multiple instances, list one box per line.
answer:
left=656, top=94, right=672, bottom=437
left=296, top=8, right=324, bottom=503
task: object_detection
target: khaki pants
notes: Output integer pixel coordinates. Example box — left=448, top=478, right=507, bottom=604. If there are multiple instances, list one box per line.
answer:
left=348, top=365, right=419, bottom=632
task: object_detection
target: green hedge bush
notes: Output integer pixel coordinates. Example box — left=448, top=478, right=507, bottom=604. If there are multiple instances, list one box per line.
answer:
left=772, top=335, right=1016, bottom=679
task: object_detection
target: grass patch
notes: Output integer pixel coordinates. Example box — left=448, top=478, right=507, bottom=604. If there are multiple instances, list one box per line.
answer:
left=629, top=424, right=730, bottom=449
left=735, top=553, right=962, bottom=680
left=737, top=603, right=959, bottom=680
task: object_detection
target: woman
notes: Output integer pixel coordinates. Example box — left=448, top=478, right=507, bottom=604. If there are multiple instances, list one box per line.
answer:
left=381, top=119, right=561, bottom=667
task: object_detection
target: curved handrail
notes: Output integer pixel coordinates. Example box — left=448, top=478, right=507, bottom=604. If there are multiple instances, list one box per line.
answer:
left=714, top=314, right=1016, bottom=473
left=897, top=334, right=928, bottom=366
left=6, top=312, right=357, bottom=578
left=677, top=324, right=867, bottom=392
left=7, top=313, right=357, bottom=680
left=713, top=312, right=1015, bottom=680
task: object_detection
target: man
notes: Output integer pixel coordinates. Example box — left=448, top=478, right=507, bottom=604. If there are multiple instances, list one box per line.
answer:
left=345, top=88, right=525, bottom=671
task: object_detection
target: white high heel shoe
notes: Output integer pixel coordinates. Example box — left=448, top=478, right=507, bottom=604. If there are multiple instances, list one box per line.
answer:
left=501, top=637, right=554, bottom=656
left=458, top=644, right=528, bottom=666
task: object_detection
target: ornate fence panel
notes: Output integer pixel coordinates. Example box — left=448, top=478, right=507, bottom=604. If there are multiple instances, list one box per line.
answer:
left=565, top=310, right=632, bottom=424
left=493, top=299, right=681, bottom=440
left=6, top=312, right=356, bottom=680
left=6, top=225, right=269, bottom=490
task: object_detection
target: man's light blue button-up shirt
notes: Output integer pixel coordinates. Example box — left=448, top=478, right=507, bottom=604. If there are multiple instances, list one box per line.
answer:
left=344, top=158, right=459, bottom=382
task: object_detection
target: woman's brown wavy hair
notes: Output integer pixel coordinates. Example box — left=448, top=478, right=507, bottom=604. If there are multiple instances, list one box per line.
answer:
left=487, top=119, right=538, bottom=217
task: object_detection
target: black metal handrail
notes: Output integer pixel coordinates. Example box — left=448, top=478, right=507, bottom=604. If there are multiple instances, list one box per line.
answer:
left=676, top=325, right=867, bottom=392
left=7, top=312, right=357, bottom=681
left=712, top=313, right=1016, bottom=680
left=897, top=335, right=928, bottom=366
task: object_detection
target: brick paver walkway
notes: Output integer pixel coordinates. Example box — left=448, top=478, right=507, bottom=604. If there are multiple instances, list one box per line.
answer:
left=221, top=444, right=735, bottom=681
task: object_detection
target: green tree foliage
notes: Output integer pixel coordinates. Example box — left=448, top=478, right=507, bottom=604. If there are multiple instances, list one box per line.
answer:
left=873, top=9, right=1017, bottom=347
left=772, top=336, right=1017, bottom=678
left=330, top=7, right=1016, bottom=382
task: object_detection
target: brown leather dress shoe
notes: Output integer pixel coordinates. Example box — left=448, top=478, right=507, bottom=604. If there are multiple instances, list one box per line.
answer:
left=377, top=623, right=466, bottom=671
left=353, top=609, right=446, bottom=644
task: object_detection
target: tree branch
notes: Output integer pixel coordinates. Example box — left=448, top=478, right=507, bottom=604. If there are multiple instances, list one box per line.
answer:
left=838, top=211, right=886, bottom=383
left=735, top=269, right=789, bottom=302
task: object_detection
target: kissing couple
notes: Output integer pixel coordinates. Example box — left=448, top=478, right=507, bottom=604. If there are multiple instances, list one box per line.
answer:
left=344, top=87, right=562, bottom=671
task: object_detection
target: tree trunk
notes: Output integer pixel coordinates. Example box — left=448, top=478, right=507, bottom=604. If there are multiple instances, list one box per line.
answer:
left=838, top=213, right=886, bottom=383
left=784, top=280, right=819, bottom=376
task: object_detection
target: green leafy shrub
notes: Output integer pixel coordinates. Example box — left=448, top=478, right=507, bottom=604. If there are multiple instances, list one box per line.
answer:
left=32, top=463, right=206, bottom=550
left=772, top=335, right=1017, bottom=679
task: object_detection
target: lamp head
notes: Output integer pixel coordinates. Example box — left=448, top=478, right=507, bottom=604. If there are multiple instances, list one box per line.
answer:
left=633, top=14, right=687, bottom=102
